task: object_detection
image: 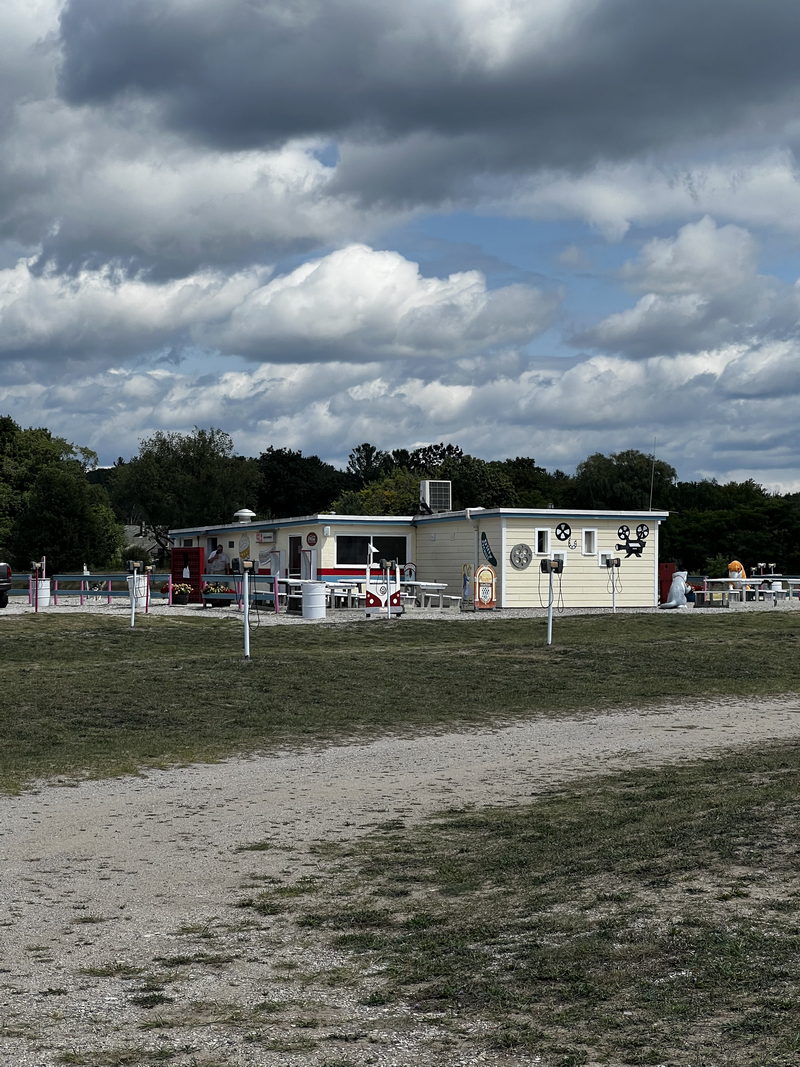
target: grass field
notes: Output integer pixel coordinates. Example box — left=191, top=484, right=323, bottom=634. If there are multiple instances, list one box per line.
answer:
left=276, top=742, right=800, bottom=1066
left=4, top=609, right=800, bottom=1065
left=2, top=610, right=798, bottom=792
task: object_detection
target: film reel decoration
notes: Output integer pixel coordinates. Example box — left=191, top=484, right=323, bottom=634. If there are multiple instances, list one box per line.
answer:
left=636, top=523, right=650, bottom=540
left=555, top=522, right=572, bottom=542
left=510, top=543, right=533, bottom=570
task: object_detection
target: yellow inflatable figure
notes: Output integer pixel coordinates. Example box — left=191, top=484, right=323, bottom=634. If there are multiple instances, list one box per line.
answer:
left=727, top=559, right=747, bottom=580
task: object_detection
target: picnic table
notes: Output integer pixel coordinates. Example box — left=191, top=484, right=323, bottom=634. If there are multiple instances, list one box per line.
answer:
left=401, top=580, right=448, bottom=607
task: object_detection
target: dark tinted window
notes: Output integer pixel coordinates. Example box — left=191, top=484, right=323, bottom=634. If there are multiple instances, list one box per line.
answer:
left=336, top=535, right=407, bottom=565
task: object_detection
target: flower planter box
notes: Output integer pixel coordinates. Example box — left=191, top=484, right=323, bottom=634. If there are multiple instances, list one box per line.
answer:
left=202, top=583, right=236, bottom=608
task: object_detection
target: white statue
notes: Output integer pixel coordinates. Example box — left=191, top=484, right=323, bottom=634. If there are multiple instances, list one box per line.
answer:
left=660, top=570, right=689, bottom=609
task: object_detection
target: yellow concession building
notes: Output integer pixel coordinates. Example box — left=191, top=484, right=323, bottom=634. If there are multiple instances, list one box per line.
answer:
left=170, top=505, right=668, bottom=609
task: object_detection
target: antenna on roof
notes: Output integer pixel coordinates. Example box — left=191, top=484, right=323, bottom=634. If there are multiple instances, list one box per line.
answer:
left=648, top=437, right=657, bottom=511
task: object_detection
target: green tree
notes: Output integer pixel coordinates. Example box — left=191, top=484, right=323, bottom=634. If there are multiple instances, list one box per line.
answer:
left=346, top=443, right=392, bottom=487
left=334, top=447, right=519, bottom=513
left=493, top=456, right=573, bottom=508
left=407, top=442, right=464, bottom=475
left=572, top=449, right=676, bottom=510
left=332, top=468, right=421, bottom=515
left=257, top=447, right=348, bottom=517
left=440, top=454, right=518, bottom=509
left=662, top=480, right=799, bottom=573
left=111, top=427, right=260, bottom=544
left=0, top=417, right=95, bottom=555
left=0, top=417, right=110, bottom=566
left=9, top=466, right=123, bottom=571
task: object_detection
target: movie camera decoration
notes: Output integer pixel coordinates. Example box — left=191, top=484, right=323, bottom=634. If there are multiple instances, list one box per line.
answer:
left=615, top=523, right=649, bottom=558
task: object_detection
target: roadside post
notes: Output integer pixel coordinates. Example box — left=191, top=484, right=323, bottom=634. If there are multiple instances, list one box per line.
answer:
left=606, top=556, right=621, bottom=613
left=31, top=560, right=42, bottom=613
left=128, top=560, right=140, bottom=628
left=242, top=559, right=253, bottom=659
left=541, top=557, right=563, bottom=646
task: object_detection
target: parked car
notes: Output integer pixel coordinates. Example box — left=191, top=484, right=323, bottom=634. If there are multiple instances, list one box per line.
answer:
left=0, top=561, right=12, bottom=608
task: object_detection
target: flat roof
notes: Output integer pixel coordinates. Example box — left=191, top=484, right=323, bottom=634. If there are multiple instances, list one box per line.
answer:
left=415, top=507, right=669, bottom=523
left=170, top=506, right=669, bottom=538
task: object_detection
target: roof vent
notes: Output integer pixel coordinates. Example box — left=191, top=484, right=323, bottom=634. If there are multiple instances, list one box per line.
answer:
left=233, top=508, right=256, bottom=523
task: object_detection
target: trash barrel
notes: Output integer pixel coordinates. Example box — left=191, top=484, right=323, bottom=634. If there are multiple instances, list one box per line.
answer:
left=302, top=581, right=326, bottom=620
left=34, top=578, right=51, bottom=607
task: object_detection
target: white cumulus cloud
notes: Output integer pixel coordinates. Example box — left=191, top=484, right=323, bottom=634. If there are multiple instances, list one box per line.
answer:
left=210, top=244, right=560, bottom=361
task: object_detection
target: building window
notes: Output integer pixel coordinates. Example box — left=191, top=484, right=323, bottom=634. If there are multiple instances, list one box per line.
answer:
left=582, top=529, right=597, bottom=555
left=535, top=528, right=550, bottom=554
left=336, top=535, right=408, bottom=566
left=182, top=539, right=193, bottom=547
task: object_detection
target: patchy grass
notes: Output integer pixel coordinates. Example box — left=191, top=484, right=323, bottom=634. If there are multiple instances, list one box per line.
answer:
left=10, top=610, right=800, bottom=1063
left=276, top=741, right=800, bottom=1066
left=2, top=611, right=798, bottom=792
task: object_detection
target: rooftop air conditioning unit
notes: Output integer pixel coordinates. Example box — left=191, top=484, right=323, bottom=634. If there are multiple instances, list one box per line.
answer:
left=420, top=480, right=452, bottom=513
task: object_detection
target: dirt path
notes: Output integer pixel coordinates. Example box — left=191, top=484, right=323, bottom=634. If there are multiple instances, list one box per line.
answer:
left=2, top=696, right=800, bottom=1066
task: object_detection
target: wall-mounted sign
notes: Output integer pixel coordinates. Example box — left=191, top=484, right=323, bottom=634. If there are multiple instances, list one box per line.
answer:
left=255, top=530, right=275, bottom=544
left=480, top=532, right=498, bottom=566
left=307, top=532, right=318, bottom=546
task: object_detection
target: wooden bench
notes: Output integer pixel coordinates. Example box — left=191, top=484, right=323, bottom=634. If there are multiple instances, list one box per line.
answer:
left=695, top=591, right=729, bottom=608
left=441, top=595, right=462, bottom=609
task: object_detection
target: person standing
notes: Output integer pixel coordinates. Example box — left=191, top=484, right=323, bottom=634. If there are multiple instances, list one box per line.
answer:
left=207, top=546, right=230, bottom=574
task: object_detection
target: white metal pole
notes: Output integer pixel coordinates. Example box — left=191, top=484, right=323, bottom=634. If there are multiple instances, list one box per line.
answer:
left=546, top=568, right=554, bottom=646
left=130, top=568, right=137, bottom=628
left=243, top=567, right=251, bottom=659
left=612, top=571, right=617, bottom=614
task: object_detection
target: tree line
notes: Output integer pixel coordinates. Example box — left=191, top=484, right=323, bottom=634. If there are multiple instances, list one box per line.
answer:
left=1, top=417, right=798, bottom=575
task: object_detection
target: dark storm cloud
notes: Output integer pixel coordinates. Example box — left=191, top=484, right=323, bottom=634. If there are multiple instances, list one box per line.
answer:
left=58, top=0, right=800, bottom=182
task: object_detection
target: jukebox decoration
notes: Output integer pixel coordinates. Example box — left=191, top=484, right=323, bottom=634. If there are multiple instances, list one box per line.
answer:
left=474, top=563, right=496, bottom=610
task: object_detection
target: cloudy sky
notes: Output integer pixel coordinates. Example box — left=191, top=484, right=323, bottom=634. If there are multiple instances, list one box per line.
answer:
left=2, top=0, right=800, bottom=490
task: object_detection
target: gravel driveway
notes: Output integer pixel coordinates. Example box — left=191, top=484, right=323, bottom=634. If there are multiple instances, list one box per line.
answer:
left=3, top=684, right=800, bottom=1067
